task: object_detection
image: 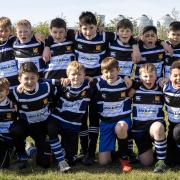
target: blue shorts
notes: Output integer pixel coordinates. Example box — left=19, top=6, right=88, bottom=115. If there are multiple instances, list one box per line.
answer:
left=99, top=117, right=132, bottom=152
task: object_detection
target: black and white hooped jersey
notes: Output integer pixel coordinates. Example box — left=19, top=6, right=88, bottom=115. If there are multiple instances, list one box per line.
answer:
left=164, top=41, right=180, bottom=78
left=132, top=84, right=164, bottom=122
left=44, top=37, right=75, bottom=79
left=73, top=32, right=114, bottom=77
left=51, top=79, right=92, bottom=132
left=94, top=77, right=131, bottom=122
left=0, top=36, right=18, bottom=88
left=0, top=97, right=17, bottom=134
left=13, top=36, right=45, bottom=75
left=109, top=36, right=133, bottom=77
left=163, top=81, right=180, bottom=124
left=13, top=82, right=53, bottom=124
left=135, top=43, right=165, bottom=80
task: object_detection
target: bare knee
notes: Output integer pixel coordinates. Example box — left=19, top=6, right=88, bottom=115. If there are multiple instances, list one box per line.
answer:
left=139, top=150, right=154, bottom=167
left=115, top=122, right=128, bottom=139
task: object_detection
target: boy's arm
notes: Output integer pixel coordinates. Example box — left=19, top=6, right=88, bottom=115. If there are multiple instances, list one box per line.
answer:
left=159, top=78, right=169, bottom=88
left=124, top=76, right=132, bottom=89
left=42, top=36, right=53, bottom=62
left=157, top=39, right=173, bottom=55
left=34, top=32, right=45, bottom=43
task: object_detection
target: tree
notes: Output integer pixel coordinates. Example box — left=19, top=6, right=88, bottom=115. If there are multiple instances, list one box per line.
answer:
left=33, top=21, right=49, bottom=38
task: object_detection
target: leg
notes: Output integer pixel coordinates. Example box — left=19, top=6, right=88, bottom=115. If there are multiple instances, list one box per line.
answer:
left=149, top=121, right=167, bottom=172
left=99, top=151, right=112, bottom=165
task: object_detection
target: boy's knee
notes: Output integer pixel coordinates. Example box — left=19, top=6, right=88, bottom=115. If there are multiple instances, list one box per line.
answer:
left=173, top=124, right=180, bottom=144
left=115, top=122, right=128, bottom=139
left=150, top=122, right=165, bottom=139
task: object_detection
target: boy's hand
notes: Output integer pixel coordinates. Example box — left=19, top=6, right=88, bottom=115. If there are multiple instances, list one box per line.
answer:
left=161, top=41, right=173, bottom=55
left=128, top=88, right=136, bottom=98
left=132, top=44, right=141, bottom=63
left=17, top=84, right=24, bottom=93
left=43, top=47, right=51, bottom=62
left=124, top=76, right=132, bottom=88
left=60, top=78, right=70, bottom=87
left=159, top=78, right=169, bottom=88
left=34, top=32, right=45, bottom=43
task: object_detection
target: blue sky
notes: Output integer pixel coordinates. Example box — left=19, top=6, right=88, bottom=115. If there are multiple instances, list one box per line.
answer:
left=1, top=0, right=180, bottom=26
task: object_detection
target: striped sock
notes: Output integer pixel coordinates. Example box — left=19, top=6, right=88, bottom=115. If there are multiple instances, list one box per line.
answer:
left=154, top=139, right=167, bottom=160
left=49, top=138, right=64, bottom=163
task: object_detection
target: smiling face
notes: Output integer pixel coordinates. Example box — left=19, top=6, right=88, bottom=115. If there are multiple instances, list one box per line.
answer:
left=19, top=72, right=39, bottom=92
left=68, top=69, right=85, bottom=87
left=50, top=27, right=67, bottom=43
left=80, top=24, right=97, bottom=40
left=170, top=68, right=180, bottom=90
left=117, top=28, right=132, bottom=44
left=168, top=30, right=180, bottom=46
left=141, top=30, right=158, bottom=48
left=0, top=88, right=8, bottom=102
left=16, top=25, right=32, bottom=43
left=140, top=70, right=157, bottom=89
left=102, top=67, right=119, bottom=84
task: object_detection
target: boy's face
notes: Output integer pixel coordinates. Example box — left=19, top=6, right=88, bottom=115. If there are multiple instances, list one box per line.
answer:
left=16, top=25, right=32, bottom=43
left=68, top=69, right=85, bottom=87
left=102, top=68, right=119, bottom=84
left=80, top=24, right=97, bottom=40
left=19, top=72, right=39, bottom=92
left=0, top=26, right=11, bottom=42
left=140, top=71, right=157, bottom=89
left=168, top=30, right=180, bottom=46
left=50, top=27, right=67, bottom=43
left=170, top=68, right=180, bottom=89
left=141, top=30, right=157, bottom=48
left=0, top=88, right=9, bottom=102
left=117, top=28, right=132, bottom=44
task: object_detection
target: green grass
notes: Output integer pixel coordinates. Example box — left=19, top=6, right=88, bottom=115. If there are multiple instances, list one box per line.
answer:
left=0, top=158, right=179, bottom=180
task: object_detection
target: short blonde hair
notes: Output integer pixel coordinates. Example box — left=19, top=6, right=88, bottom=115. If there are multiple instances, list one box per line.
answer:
left=0, top=16, right=12, bottom=29
left=0, top=77, right=9, bottom=91
left=16, top=19, right=32, bottom=29
left=101, top=57, right=119, bottom=71
left=66, top=61, right=85, bottom=77
left=139, top=63, right=156, bottom=75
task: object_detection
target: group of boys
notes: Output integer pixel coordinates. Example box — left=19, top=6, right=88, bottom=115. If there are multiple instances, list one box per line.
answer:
left=0, top=11, right=179, bottom=173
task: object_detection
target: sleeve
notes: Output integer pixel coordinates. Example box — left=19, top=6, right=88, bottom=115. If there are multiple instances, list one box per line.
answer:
left=129, top=36, right=138, bottom=45
left=45, top=35, right=54, bottom=47
left=132, top=80, right=141, bottom=90
left=66, top=29, right=75, bottom=41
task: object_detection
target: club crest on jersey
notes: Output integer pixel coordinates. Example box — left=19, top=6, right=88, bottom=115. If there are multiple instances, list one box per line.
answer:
left=43, top=98, right=48, bottom=105
left=66, top=46, right=71, bottom=51
left=33, top=48, right=39, bottom=54
left=78, top=44, right=83, bottom=49
left=158, top=54, right=163, bottom=60
left=155, top=95, right=160, bottom=102
left=81, top=91, right=87, bottom=97
left=121, top=92, right=126, bottom=97
left=6, top=113, right=11, bottom=119
left=96, top=45, right=101, bottom=51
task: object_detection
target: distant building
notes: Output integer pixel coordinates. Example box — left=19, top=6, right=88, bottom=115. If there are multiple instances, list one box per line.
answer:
left=159, top=14, right=175, bottom=28
left=136, top=14, right=153, bottom=30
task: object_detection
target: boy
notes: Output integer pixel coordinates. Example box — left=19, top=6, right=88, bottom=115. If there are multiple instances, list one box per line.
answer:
left=162, top=60, right=180, bottom=165
left=43, top=18, right=75, bottom=79
left=164, top=21, right=180, bottom=78
left=135, top=26, right=165, bottom=81
left=12, top=62, right=54, bottom=169
left=94, top=57, right=132, bottom=172
left=0, top=16, right=19, bottom=89
left=131, top=63, right=167, bottom=172
left=48, top=61, right=92, bottom=169
left=13, top=19, right=45, bottom=78
left=0, top=77, right=17, bottom=168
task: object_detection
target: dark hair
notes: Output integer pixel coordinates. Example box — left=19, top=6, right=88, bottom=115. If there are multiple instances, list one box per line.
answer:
left=142, top=26, right=157, bottom=34
left=170, top=59, right=180, bottom=73
left=101, top=57, right=119, bottom=71
left=169, top=21, right=180, bottom=31
left=19, top=62, right=38, bottom=76
left=0, top=77, right=9, bottom=91
left=116, top=19, right=133, bottom=31
left=79, top=11, right=97, bottom=26
left=50, top=18, right=66, bottom=29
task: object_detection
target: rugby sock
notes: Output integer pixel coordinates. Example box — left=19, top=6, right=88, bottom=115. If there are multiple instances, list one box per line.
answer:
left=154, top=139, right=167, bottom=160
left=49, top=138, right=64, bottom=163
left=128, top=138, right=133, bottom=155
left=118, top=138, right=128, bottom=160
left=79, top=129, right=89, bottom=155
